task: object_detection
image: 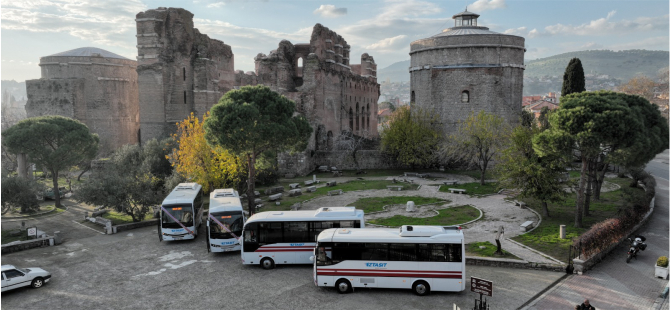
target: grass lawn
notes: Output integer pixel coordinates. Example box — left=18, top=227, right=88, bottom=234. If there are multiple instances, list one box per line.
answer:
left=511, top=177, right=645, bottom=263
left=447, top=169, right=497, bottom=180
left=465, top=241, right=521, bottom=260
left=253, top=180, right=421, bottom=212
left=351, top=196, right=448, bottom=213
left=368, top=205, right=478, bottom=227
left=439, top=182, right=500, bottom=196
left=102, top=210, right=155, bottom=225
left=1, top=230, right=32, bottom=244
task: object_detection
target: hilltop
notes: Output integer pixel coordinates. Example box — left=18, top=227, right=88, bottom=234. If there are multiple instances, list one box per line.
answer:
left=377, top=50, right=668, bottom=83
left=525, top=50, right=668, bottom=81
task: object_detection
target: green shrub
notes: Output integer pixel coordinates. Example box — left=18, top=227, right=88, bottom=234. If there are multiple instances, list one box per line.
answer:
left=657, top=256, right=668, bottom=267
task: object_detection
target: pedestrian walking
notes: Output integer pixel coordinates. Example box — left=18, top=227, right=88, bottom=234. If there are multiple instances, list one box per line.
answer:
left=576, top=299, right=595, bottom=310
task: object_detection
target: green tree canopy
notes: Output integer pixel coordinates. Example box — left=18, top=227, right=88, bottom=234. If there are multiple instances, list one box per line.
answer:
left=561, top=58, right=585, bottom=96
left=497, top=123, right=569, bottom=217
left=442, top=111, right=510, bottom=185
left=76, top=140, right=169, bottom=222
left=380, top=106, right=441, bottom=168
left=534, top=91, right=648, bottom=227
left=204, top=85, right=312, bottom=215
left=1, top=176, right=46, bottom=214
left=2, top=116, right=99, bottom=207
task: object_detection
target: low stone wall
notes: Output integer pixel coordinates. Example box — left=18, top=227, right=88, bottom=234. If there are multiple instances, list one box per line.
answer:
left=113, top=219, right=158, bottom=233
left=313, top=150, right=407, bottom=170
left=466, top=256, right=565, bottom=272
left=1, top=237, right=54, bottom=254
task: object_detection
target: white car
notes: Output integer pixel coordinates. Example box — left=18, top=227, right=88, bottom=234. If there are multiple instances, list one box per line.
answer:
left=1, top=265, right=52, bottom=292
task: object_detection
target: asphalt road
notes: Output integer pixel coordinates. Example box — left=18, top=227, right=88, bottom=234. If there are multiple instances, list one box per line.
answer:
left=646, top=149, right=669, bottom=180
left=0, top=223, right=564, bottom=310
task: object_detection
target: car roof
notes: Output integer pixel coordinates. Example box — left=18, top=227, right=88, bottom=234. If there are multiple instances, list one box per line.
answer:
left=1, top=265, right=16, bottom=271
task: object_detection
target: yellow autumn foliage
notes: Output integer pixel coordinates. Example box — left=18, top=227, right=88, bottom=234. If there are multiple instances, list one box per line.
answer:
left=167, top=112, right=242, bottom=193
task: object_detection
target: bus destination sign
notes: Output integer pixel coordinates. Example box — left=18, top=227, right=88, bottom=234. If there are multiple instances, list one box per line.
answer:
left=470, top=277, right=493, bottom=296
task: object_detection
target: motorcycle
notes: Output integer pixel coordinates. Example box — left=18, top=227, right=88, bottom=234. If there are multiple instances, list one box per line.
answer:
left=626, top=235, right=647, bottom=263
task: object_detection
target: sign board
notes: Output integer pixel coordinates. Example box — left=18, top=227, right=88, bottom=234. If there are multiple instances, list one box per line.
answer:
left=27, top=227, right=37, bottom=237
left=471, top=277, right=493, bottom=296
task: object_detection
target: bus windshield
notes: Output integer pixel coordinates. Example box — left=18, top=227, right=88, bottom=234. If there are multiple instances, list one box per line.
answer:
left=161, top=204, right=194, bottom=228
left=209, top=211, right=244, bottom=239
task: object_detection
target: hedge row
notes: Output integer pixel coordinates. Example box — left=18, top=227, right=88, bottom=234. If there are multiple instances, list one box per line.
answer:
left=575, top=171, right=656, bottom=259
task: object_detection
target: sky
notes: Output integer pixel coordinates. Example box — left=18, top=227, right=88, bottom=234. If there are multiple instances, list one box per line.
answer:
left=1, top=0, right=669, bottom=82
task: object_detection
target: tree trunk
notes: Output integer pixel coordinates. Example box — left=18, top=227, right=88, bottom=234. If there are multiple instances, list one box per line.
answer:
left=246, top=152, right=257, bottom=216
left=594, top=162, right=608, bottom=200
left=77, top=164, right=90, bottom=182
left=584, top=169, right=592, bottom=217
left=480, top=163, right=487, bottom=185
left=541, top=201, right=550, bottom=218
left=51, top=169, right=61, bottom=208
left=575, top=156, right=587, bottom=228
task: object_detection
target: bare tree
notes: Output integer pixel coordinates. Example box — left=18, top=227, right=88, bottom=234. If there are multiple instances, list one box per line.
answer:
left=334, top=130, right=372, bottom=172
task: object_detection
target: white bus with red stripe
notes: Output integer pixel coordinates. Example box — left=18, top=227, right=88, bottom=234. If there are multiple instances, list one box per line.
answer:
left=207, top=189, right=245, bottom=253
left=241, top=207, right=364, bottom=269
left=314, top=225, right=465, bottom=296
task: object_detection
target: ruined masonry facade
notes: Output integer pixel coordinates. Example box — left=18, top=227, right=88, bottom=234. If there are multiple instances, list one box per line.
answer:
left=136, top=7, right=380, bottom=175
left=25, top=47, right=140, bottom=154
left=410, top=10, right=525, bottom=133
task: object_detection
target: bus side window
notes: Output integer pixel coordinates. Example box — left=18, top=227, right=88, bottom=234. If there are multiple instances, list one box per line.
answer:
left=244, top=223, right=258, bottom=242
left=447, top=243, right=462, bottom=262
left=339, top=221, right=354, bottom=228
left=418, top=244, right=431, bottom=261
left=431, top=244, right=447, bottom=262
left=285, top=221, right=308, bottom=242
left=259, top=222, right=283, bottom=243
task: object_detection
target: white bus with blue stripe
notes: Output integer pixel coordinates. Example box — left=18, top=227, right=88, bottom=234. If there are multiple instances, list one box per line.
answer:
left=158, top=183, right=204, bottom=241
left=314, top=225, right=465, bottom=296
left=207, top=188, right=245, bottom=253
left=241, top=207, right=364, bottom=269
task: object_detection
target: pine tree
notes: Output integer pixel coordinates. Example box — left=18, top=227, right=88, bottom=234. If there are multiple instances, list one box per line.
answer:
left=561, top=58, right=585, bottom=96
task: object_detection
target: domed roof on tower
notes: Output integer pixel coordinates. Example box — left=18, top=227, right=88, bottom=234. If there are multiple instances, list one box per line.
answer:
left=430, top=8, right=503, bottom=37
left=45, top=47, right=130, bottom=60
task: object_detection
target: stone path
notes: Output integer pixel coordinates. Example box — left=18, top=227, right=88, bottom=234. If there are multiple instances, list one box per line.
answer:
left=300, top=173, right=561, bottom=264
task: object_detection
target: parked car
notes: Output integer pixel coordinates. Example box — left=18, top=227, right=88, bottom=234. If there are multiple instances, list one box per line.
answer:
left=1, top=265, right=52, bottom=292
left=44, top=187, right=66, bottom=200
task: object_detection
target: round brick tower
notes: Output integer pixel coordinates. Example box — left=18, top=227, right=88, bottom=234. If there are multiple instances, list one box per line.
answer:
left=409, top=9, right=525, bottom=133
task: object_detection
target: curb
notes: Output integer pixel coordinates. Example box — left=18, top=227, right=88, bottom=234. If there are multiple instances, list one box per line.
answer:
left=517, top=273, right=571, bottom=310
left=2, top=207, right=58, bottom=219
left=2, top=206, right=69, bottom=222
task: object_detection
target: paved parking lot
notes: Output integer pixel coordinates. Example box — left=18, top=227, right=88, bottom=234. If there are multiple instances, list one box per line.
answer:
left=1, top=224, right=564, bottom=310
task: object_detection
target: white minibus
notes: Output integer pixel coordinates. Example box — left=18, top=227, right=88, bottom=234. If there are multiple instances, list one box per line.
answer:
left=158, top=183, right=204, bottom=241
left=241, top=207, right=364, bottom=269
left=207, top=188, right=245, bottom=252
left=314, top=225, right=465, bottom=296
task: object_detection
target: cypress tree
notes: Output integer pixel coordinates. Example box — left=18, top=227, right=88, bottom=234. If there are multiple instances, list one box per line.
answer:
left=561, top=58, right=585, bottom=96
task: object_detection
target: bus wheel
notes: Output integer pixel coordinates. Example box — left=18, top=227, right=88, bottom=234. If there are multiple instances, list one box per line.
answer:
left=261, top=257, right=275, bottom=270
left=412, top=281, right=430, bottom=296
left=336, top=279, right=352, bottom=294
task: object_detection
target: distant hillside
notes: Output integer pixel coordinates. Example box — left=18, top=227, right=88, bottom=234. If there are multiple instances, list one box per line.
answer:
left=377, top=60, right=410, bottom=83
left=525, top=50, right=669, bottom=81
left=1, top=80, right=27, bottom=102
left=377, top=50, right=669, bottom=84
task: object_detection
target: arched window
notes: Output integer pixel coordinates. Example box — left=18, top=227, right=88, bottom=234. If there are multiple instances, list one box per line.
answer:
left=349, top=107, right=354, bottom=130
left=327, top=131, right=333, bottom=151
left=367, top=103, right=370, bottom=130
left=297, top=57, right=303, bottom=68
left=361, top=106, right=365, bottom=131
left=461, top=91, right=470, bottom=103
left=356, top=103, right=360, bottom=131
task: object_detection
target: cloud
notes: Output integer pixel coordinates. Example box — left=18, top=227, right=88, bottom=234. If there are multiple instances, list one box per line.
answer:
left=1, top=0, right=146, bottom=56
left=580, top=42, right=605, bottom=50
left=207, top=2, right=226, bottom=8
left=366, top=35, right=408, bottom=51
left=541, top=12, right=668, bottom=37
left=376, top=0, right=441, bottom=19
left=313, top=5, right=347, bottom=18
left=467, top=0, right=506, bottom=12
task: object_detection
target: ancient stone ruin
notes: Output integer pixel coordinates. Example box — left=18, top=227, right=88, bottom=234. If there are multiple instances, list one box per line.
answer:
left=410, top=9, right=525, bottom=133
left=25, top=47, right=140, bottom=154
left=135, top=7, right=380, bottom=175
